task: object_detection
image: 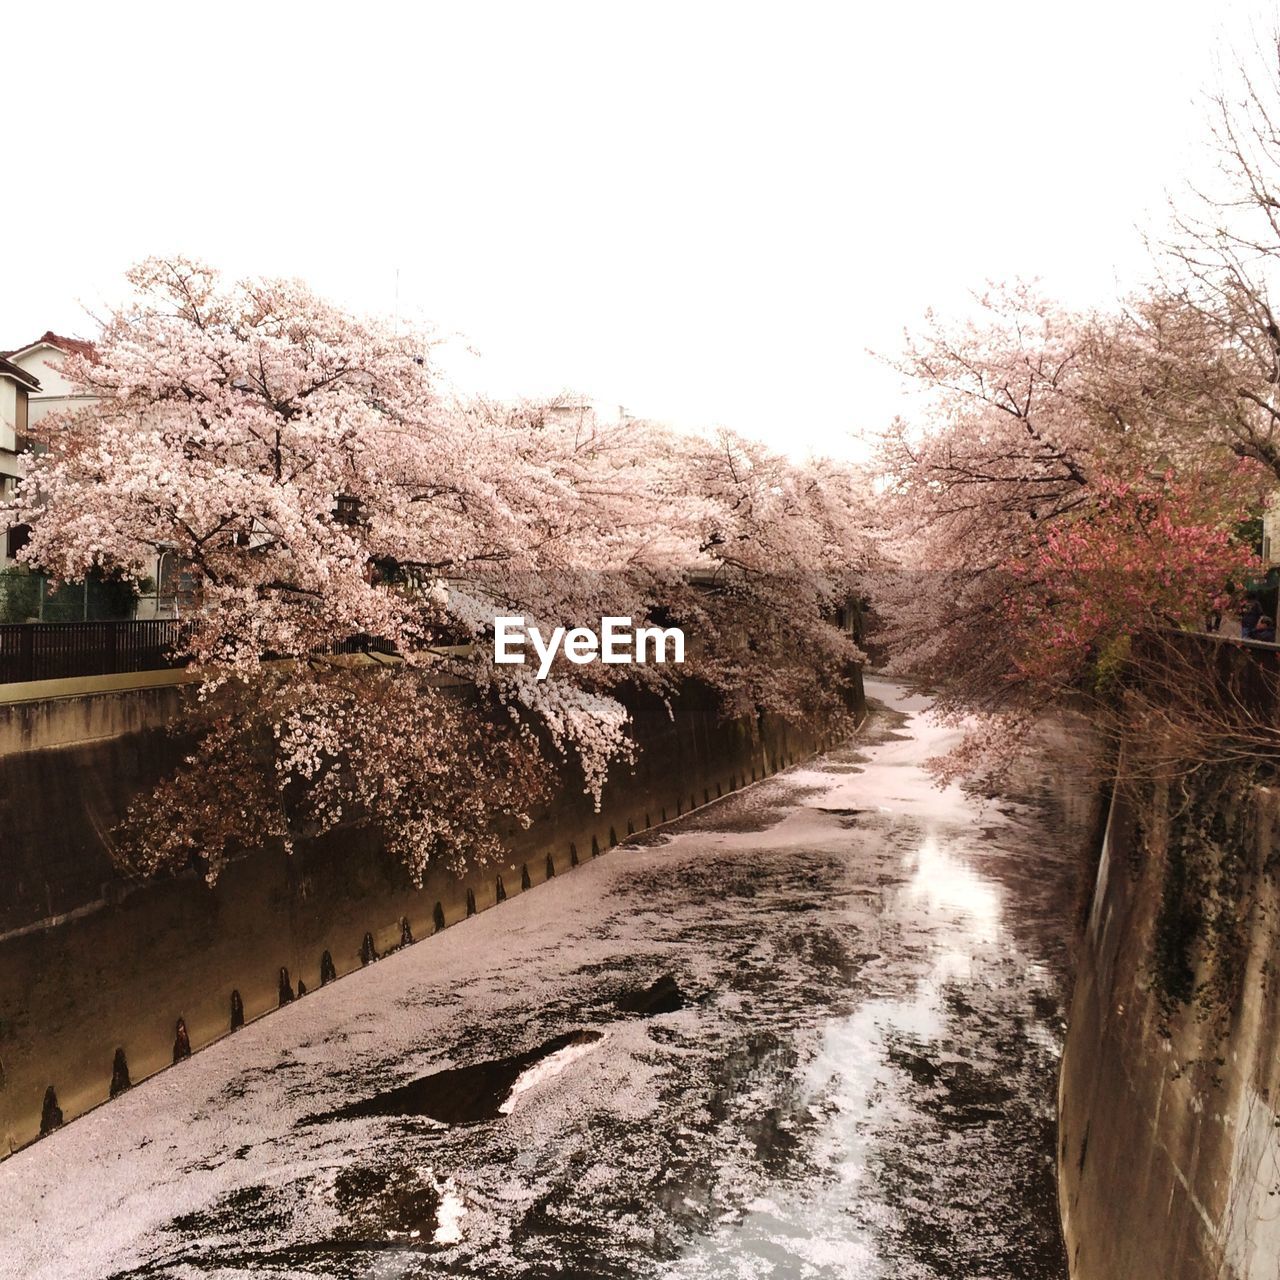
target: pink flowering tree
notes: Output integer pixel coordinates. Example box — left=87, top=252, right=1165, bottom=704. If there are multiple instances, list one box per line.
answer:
left=877, top=286, right=1268, bottom=784
left=9, top=258, right=870, bottom=881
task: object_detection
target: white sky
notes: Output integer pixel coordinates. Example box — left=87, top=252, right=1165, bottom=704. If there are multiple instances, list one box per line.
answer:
left=3, top=0, right=1276, bottom=456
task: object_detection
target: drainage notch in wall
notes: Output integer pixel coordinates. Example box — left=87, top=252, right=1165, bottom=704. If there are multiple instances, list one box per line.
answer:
left=40, top=1086, right=62, bottom=1136
left=310, top=1029, right=605, bottom=1128
left=109, top=1048, right=131, bottom=1098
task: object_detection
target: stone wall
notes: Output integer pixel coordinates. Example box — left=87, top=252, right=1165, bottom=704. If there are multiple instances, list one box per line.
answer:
left=1059, top=754, right=1280, bottom=1279
left=0, top=670, right=864, bottom=1155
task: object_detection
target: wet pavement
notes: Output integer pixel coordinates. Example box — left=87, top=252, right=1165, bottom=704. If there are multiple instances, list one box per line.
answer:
left=0, top=680, right=1091, bottom=1279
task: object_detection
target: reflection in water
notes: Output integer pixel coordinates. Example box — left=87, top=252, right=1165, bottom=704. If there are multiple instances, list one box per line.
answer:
left=668, top=699, right=1070, bottom=1279
left=907, top=834, right=1002, bottom=943
left=1, top=681, right=1085, bottom=1280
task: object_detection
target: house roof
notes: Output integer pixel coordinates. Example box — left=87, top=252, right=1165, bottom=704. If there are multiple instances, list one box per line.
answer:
left=2, top=330, right=96, bottom=362
left=0, top=357, right=40, bottom=390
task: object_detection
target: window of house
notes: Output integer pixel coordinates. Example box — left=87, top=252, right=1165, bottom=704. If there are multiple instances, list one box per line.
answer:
left=334, top=495, right=361, bottom=525
left=6, top=523, right=31, bottom=559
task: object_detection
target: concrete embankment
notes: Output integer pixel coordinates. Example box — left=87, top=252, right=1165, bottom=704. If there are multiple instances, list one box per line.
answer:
left=0, top=670, right=863, bottom=1155
left=0, top=678, right=1082, bottom=1280
left=1059, top=767, right=1280, bottom=1280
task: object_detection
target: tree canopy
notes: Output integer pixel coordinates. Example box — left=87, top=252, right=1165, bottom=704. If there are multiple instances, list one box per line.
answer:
left=8, top=257, right=871, bottom=880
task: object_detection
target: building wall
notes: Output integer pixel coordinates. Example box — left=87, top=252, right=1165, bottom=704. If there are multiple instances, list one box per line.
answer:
left=0, top=345, right=169, bottom=603
left=0, top=379, right=20, bottom=452
left=1263, top=494, right=1280, bottom=566
left=1, top=380, right=26, bottom=569
left=9, top=344, right=94, bottom=429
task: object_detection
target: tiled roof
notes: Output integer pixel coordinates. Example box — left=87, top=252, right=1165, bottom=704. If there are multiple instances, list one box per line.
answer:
left=1, top=330, right=96, bottom=361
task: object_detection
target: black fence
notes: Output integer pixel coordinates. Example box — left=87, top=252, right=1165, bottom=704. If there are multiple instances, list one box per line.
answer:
left=0, top=622, right=408, bottom=686
left=0, top=620, right=186, bottom=685
left=1137, top=628, right=1280, bottom=728
left=328, top=633, right=399, bottom=657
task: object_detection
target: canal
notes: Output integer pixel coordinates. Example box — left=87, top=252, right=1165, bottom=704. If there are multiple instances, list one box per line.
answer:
left=0, top=679, right=1091, bottom=1278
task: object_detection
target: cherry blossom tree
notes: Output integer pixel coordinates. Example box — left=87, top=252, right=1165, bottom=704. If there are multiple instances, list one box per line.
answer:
left=115, top=667, right=550, bottom=887
left=1153, top=34, right=1280, bottom=482
left=18, top=258, right=453, bottom=667
left=877, top=34, right=1280, bottom=786
left=877, top=286, right=1268, bottom=784
left=9, top=257, right=871, bottom=882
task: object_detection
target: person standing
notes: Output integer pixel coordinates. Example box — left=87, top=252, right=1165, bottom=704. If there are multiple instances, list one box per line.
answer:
left=1242, top=596, right=1264, bottom=639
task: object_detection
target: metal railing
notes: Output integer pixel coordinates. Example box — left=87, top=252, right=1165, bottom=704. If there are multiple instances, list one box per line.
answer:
left=0, top=622, right=413, bottom=686
left=0, top=619, right=187, bottom=685
left=1144, top=628, right=1280, bottom=720
left=328, top=633, right=399, bottom=657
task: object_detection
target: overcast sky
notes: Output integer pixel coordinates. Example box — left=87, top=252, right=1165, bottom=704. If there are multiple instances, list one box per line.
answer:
left=4, top=0, right=1276, bottom=455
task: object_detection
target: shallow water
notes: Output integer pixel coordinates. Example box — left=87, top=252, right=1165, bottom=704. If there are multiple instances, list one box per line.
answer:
left=0, top=680, right=1089, bottom=1279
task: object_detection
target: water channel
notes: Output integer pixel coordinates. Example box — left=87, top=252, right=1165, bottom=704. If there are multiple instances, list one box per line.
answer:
left=0, top=680, right=1093, bottom=1278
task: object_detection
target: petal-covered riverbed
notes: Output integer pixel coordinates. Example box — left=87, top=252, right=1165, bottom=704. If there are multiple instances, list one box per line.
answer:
left=0, top=681, right=1092, bottom=1279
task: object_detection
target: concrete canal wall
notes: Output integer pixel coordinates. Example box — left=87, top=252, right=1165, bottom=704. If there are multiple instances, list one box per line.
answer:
left=0, top=669, right=864, bottom=1156
left=1059, top=765, right=1280, bottom=1280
